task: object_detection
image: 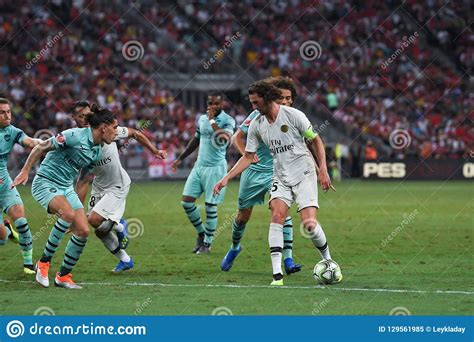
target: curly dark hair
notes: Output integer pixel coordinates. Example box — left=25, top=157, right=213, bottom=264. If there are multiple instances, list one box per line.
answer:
left=248, top=80, right=282, bottom=103
left=86, top=103, right=116, bottom=128
left=264, top=76, right=297, bottom=102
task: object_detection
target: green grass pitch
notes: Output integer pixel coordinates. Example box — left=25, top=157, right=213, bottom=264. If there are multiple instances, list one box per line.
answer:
left=1, top=180, right=472, bottom=315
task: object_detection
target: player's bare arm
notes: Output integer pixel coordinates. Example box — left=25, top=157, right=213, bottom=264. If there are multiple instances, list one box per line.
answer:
left=231, top=129, right=259, bottom=163
left=11, top=140, right=54, bottom=188
left=213, top=151, right=255, bottom=195
left=306, top=139, right=320, bottom=167
left=172, top=137, right=200, bottom=172
left=127, top=128, right=167, bottom=159
left=21, top=137, right=43, bottom=149
left=309, top=135, right=332, bottom=192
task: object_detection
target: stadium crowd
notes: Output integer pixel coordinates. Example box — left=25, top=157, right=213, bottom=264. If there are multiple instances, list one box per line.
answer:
left=1, top=0, right=471, bottom=166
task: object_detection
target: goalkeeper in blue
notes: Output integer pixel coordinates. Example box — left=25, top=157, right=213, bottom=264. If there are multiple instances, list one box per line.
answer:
left=172, top=92, right=235, bottom=254
left=0, top=97, right=41, bottom=274
left=11, top=106, right=118, bottom=289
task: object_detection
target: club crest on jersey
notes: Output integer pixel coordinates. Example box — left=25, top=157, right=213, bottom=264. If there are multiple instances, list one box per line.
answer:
left=4, top=134, right=11, bottom=142
left=280, top=125, right=289, bottom=133
left=55, top=133, right=66, bottom=145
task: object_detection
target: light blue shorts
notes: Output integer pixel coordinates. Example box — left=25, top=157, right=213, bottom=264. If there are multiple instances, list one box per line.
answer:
left=238, top=168, right=272, bottom=210
left=1, top=176, right=24, bottom=220
left=31, top=175, right=83, bottom=213
left=183, top=164, right=227, bottom=204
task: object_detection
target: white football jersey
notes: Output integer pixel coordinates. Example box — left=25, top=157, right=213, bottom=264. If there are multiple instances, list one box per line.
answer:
left=92, top=126, right=131, bottom=192
left=246, top=105, right=316, bottom=186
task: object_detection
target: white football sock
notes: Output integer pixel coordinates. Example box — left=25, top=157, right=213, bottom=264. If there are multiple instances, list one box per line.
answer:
left=114, top=249, right=131, bottom=262
left=269, top=223, right=284, bottom=277
left=310, top=222, right=331, bottom=260
left=114, top=223, right=124, bottom=233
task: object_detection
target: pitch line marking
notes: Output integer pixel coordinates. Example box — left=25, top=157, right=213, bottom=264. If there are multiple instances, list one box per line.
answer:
left=0, top=279, right=472, bottom=295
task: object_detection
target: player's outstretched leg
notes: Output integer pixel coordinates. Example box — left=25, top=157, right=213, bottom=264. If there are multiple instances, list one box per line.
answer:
left=282, top=216, right=301, bottom=275
left=181, top=200, right=205, bottom=253
left=93, top=218, right=134, bottom=273
left=54, top=208, right=90, bottom=289
left=36, top=217, right=71, bottom=287
left=198, top=203, right=218, bottom=254
left=220, top=220, right=244, bottom=271
left=55, top=234, right=87, bottom=289
left=305, top=218, right=342, bottom=284
left=221, top=208, right=251, bottom=271
left=114, top=218, right=129, bottom=249
left=309, top=222, right=332, bottom=260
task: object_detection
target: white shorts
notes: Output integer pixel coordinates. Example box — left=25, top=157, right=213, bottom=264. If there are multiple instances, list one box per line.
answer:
left=269, top=173, right=319, bottom=211
left=88, top=186, right=130, bottom=223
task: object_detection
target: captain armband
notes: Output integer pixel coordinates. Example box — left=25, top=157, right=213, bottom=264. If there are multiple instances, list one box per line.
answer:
left=303, top=127, right=318, bottom=140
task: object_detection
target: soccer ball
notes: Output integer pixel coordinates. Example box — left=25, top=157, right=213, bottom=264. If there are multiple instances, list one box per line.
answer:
left=313, top=259, right=342, bottom=285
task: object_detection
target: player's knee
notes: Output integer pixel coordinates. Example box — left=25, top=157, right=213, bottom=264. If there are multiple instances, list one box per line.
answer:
left=75, top=225, right=90, bottom=238
left=236, top=210, right=250, bottom=225
left=7, top=205, right=25, bottom=220
left=0, top=238, right=6, bottom=246
left=60, top=209, right=76, bottom=223
left=88, top=215, right=103, bottom=228
left=303, top=219, right=318, bottom=232
left=94, top=220, right=115, bottom=239
left=271, top=212, right=286, bottom=225
left=181, top=196, right=195, bottom=203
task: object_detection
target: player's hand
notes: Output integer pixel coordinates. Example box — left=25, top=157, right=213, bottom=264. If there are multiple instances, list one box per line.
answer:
left=171, top=159, right=181, bottom=172
left=207, top=107, right=216, bottom=120
left=33, top=138, right=43, bottom=146
left=319, top=170, right=332, bottom=193
left=154, top=149, right=167, bottom=160
left=251, top=154, right=259, bottom=164
left=11, top=171, right=29, bottom=188
left=213, top=177, right=228, bottom=196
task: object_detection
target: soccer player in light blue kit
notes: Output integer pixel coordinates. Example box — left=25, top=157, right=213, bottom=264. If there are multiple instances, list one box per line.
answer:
left=12, top=107, right=118, bottom=289
left=0, top=97, right=41, bottom=274
left=172, top=92, right=235, bottom=254
left=221, top=77, right=307, bottom=273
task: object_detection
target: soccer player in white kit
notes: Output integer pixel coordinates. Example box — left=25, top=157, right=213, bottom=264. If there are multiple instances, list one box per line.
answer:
left=214, top=81, right=342, bottom=285
left=72, top=102, right=167, bottom=273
